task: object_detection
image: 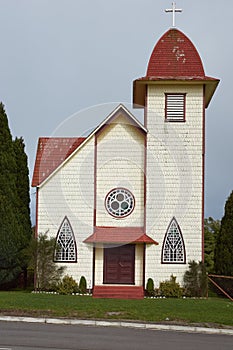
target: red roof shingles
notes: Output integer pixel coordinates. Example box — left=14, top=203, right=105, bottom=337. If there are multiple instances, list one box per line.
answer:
left=84, top=226, right=158, bottom=244
left=146, top=28, right=205, bottom=78
left=32, top=137, right=85, bottom=186
left=133, top=28, right=219, bottom=108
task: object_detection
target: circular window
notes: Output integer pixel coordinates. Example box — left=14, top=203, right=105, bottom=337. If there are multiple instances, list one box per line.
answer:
left=105, top=188, right=135, bottom=218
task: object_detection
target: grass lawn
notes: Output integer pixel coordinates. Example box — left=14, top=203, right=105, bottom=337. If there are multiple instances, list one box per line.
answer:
left=0, top=292, right=232, bottom=328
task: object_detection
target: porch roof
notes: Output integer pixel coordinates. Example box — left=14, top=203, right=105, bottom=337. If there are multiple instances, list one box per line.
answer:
left=84, top=227, right=158, bottom=245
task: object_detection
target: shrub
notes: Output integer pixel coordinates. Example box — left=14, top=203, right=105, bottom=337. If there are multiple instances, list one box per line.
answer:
left=79, top=276, right=87, bottom=294
left=183, top=260, right=208, bottom=297
left=146, top=278, right=155, bottom=297
left=57, top=275, right=78, bottom=295
left=159, top=275, right=183, bottom=298
left=33, top=233, right=65, bottom=291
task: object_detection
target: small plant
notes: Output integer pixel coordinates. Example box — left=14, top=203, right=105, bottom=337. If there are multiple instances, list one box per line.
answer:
left=57, top=275, right=79, bottom=295
left=79, top=276, right=87, bottom=294
left=159, top=275, right=183, bottom=298
left=146, top=278, right=155, bottom=297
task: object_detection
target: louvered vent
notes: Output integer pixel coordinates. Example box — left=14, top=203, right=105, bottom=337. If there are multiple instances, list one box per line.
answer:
left=165, top=94, right=186, bottom=122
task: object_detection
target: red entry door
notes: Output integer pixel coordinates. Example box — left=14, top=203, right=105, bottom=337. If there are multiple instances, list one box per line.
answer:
left=104, top=245, right=135, bottom=284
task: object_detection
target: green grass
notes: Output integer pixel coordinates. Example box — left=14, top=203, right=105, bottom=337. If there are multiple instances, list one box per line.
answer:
left=0, top=292, right=232, bottom=327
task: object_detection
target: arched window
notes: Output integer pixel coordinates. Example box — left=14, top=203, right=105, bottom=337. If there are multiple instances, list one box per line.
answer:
left=54, top=217, right=77, bottom=262
left=162, top=217, right=185, bottom=263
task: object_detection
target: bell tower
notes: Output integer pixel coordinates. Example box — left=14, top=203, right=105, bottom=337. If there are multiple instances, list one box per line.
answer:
left=133, top=28, right=219, bottom=285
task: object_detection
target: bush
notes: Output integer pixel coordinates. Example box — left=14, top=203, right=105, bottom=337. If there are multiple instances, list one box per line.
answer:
left=159, top=275, right=183, bottom=298
left=33, top=233, right=65, bottom=291
left=79, top=276, right=87, bottom=294
left=146, top=278, right=155, bottom=297
left=183, top=261, right=207, bottom=297
left=57, top=275, right=78, bottom=295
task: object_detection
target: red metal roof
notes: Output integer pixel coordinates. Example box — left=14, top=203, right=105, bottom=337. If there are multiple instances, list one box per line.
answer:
left=147, top=28, right=205, bottom=78
left=32, top=137, right=85, bottom=186
left=84, top=227, right=158, bottom=244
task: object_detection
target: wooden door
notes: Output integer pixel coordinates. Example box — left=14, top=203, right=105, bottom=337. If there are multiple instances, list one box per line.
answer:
left=104, top=245, right=135, bottom=284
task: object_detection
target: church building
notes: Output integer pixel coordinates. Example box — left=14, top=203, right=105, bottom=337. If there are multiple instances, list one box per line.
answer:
left=32, top=19, right=219, bottom=298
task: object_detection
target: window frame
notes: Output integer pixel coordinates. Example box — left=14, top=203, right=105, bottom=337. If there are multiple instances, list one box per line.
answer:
left=161, top=217, right=186, bottom=264
left=105, top=187, right=135, bottom=218
left=54, top=216, right=77, bottom=263
left=165, top=93, right=186, bottom=122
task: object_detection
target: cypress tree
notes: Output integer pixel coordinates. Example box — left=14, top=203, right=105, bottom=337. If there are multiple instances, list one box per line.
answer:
left=0, top=103, right=31, bottom=286
left=13, top=137, right=32, bottom=286
left=13, top=137, right=31, bottom=240
left=0, top=103, right=20, bottom=283
left=214, top=191, right=233, bottom=276
left=0, top=103, right=17, bottom=202
left=0, top=194, right=23, bottom=283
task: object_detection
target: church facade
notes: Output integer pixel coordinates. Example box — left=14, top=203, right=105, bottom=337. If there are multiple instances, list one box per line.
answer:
left=32, top=28, right=219, bottom=298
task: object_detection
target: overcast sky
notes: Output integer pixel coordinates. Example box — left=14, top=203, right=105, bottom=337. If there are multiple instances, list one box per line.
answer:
left=0, top=0, right=232, bottom=222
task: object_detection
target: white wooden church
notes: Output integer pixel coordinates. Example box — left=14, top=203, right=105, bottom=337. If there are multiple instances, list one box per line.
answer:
left=32, top=18, right=219, bottom=298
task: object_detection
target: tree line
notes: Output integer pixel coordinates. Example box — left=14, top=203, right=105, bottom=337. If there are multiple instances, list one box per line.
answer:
left=205, top=193, right=233, bottom=276
left=0, top=102, right=232, bottom=290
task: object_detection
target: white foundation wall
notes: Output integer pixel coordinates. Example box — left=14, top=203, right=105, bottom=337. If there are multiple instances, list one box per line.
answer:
left=145, top=84, right=204, bottom=287
left=96, top=115, right=145, bottom=227
left=37, top=137, right=95, bottom=288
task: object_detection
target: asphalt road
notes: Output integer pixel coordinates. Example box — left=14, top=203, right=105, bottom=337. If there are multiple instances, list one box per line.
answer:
left=0, top=321, right=232, bottom=350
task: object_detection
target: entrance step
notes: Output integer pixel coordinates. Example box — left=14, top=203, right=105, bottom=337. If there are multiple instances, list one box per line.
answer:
left=93, top=286, right=144, bottom=299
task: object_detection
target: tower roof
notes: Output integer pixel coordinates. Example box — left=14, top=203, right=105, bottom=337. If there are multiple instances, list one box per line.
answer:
left=133, top=28, right=219, bottom=108
left=147, top=28, right=205, bottom=78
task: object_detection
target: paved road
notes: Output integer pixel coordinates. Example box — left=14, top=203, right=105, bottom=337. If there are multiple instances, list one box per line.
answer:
left=0, top=321, right=232, bottom=350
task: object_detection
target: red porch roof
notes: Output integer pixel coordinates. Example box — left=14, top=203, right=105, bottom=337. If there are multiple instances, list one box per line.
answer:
left=84, top=227, right=158, bottom=244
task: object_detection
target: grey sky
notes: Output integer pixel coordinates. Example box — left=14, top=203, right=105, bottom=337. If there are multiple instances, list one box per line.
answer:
left=0, top=0, right=232, bottom=222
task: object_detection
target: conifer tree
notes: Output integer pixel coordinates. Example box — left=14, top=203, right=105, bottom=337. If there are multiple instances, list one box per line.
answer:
left=13, top=137, right=31, bottom=239
left=0, top=193, right=23, bottom=283
left=0, top=103, right=20, bottom=283
left=214, top=191, right=233, bottom=276
left=0, top=103, right=31, bottom=286
left=13, top=137, right=32, bottom=285
left=0, top=103, right=17, bottom=202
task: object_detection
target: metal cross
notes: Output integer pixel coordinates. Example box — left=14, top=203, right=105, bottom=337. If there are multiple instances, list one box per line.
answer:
left=165, top=2, right=183, bottom=27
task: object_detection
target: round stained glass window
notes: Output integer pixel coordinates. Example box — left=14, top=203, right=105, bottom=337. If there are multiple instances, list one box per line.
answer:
left=105, top=188, right=135, bottom=218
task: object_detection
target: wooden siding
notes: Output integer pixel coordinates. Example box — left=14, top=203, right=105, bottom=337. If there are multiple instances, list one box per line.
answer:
left=37, top=137, right=95, bottom=285
left=96, top=115, right=145, bottom=227
left=145, top=84, right=204, bottom=286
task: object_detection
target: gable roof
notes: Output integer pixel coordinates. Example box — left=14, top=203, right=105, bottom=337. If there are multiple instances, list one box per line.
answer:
left=32, top=137, right=85, bottom=187
left=95, top=104, right=147, bottom=135
left=32, top=104, right=147, bottom=187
